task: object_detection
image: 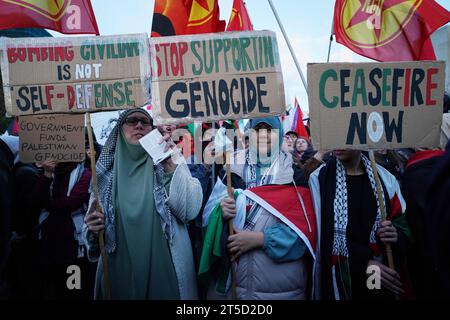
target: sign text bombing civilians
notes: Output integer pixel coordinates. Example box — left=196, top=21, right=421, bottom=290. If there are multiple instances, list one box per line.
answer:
left=0, top=34, right=151, bottom=116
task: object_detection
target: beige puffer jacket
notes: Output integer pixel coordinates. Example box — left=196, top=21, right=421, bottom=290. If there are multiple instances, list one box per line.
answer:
left=234, top=208, right=309, bottom=300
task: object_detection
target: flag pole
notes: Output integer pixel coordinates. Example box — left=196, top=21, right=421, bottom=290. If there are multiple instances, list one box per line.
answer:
left=225, top=152, right=238, bottom=300
left=326, top=24, right=334, bottom=63
left=368, top=150, right=398, bottom=299
left=86, top=112, right=111, bottom=300
left=368, top=151, right=395, bottom=268
left=267, top=0, right=307, bottom=92
left=211, top=121, right=216, bottom=194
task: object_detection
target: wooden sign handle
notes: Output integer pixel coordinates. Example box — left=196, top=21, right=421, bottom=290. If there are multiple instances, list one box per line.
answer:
left=225, top=152, right=237, bottom=300
left=86, top=112, right=111, bottom=300
left=368, top=151, right=399, bottom=299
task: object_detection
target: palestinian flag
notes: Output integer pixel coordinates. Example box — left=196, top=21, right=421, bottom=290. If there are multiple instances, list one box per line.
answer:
left=198, top=183, right=318, bottom=295
left=198, top=190, right=242, bottom=294
left=291, top=97, right=310, bottom=139
left=243, top=184, right=317, bottom=257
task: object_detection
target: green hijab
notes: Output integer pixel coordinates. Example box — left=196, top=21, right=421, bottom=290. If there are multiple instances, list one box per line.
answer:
left=105, top=113, right=179, bottom=299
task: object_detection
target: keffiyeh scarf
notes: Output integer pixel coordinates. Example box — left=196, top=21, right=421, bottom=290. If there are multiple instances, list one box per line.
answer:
left=96, top=109, right=173, bottom=253
left=332, top=154, right=385, bottom=258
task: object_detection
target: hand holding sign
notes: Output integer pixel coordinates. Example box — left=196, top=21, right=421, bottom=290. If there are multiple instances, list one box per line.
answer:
left=377, top=220, right=398, bottom=244
left=40, top=159, right=57, bottom=178
left=139, top=129, right=174, bottom=165
left=214, top=127, right=234, bottom=157
left=159, top=132, right=176, bottom=153
left=85, top=202, right=105, bottom=235
left=159, top=131, right=178, bottom=173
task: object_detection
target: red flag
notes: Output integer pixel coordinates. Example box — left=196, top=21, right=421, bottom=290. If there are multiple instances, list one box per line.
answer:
left=226, top=0, right=253, bottom=31
left=0, top=0, right=99, bottom=35
left=291, top=98, right=310, bottom=139
left=333, top=0, right=450, bottom=61
left=186, top=0, right=225, bottom=34
left=151, top=0, right=225, bottom=37
left=244, top=185, right=317, bottom=254
left=151, top=0, right=191, bottom=37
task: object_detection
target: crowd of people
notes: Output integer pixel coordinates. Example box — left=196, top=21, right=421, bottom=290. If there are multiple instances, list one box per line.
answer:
left=0, top=101, right=450, bottom=300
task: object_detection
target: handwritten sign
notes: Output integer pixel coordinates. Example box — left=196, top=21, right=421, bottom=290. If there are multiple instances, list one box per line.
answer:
left=19, top=114, right=85, bottom=163
left=0, top=34, right=151, bottom=116
left=308, top=61, right=445, bottom=150
left=150, top=30, right=286, bottom=125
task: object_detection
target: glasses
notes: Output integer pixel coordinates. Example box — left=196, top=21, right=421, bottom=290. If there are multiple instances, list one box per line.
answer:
left=124, top=117, right=152, bottom=127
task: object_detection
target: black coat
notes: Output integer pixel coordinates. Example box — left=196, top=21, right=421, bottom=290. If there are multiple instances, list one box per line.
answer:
left=317, top=158, right=410, bottom=300
left=0, top=139, right=14, bottom=295
left=425, top=149, right=450, bottom=298
left=401, top=153, right=444, bottom=298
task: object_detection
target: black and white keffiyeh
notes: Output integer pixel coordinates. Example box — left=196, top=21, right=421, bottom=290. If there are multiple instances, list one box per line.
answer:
left=243, top=149, right=273, bottom=189
left=95, top=111, right=129, bottom=253
left=241, top=150, right=294, bottom=230
left=95, top=109, right=173, bottom=253
left=332, top=154, right=385, bottom=257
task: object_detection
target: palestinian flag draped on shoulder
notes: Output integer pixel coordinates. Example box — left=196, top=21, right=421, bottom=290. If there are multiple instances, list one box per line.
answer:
left=199, top=180, right=318, bottom=294
left=243, top=184, right=317, bottom=258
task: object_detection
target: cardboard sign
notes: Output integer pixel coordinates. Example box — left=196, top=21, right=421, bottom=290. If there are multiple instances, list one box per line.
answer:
left=308, top=61, right=445, bottom=150
left=150, top=30, right=285, bottom=125
left=19, top=114, right=85, bottom=163
left=0, top=34, right=151, bottom=116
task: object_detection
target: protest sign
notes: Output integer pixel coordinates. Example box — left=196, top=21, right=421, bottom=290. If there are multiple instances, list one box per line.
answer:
left=19, top=113, right=85, bottom=163
left=139, top=128, right=174, bottom=165
left=0, top=34, right=151, bottom=116
left=150, top=30, right=285, bottom=125
left=308, top=61, right=445, bottom=150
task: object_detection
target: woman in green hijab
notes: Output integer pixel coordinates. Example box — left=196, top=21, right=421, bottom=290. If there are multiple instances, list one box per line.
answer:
left=83, top=109, right=203, bottom=299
